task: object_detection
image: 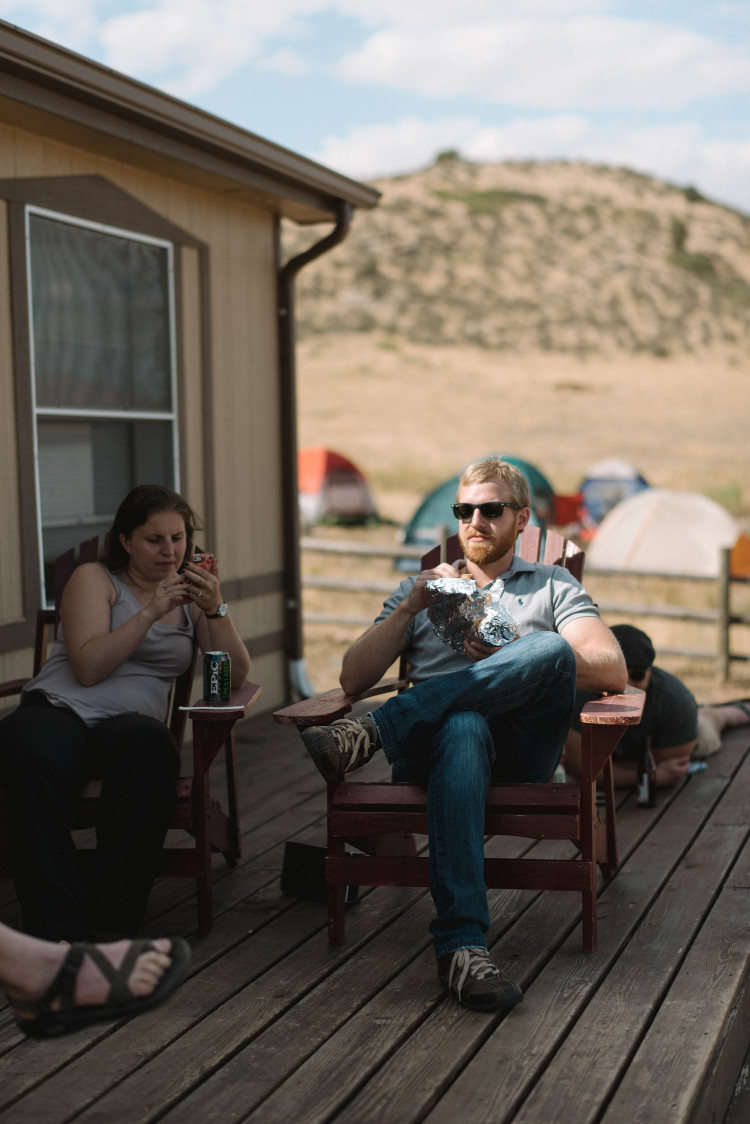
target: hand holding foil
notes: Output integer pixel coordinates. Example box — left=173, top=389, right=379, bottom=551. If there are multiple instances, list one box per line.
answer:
left=425, top=577, right=519, bottom=654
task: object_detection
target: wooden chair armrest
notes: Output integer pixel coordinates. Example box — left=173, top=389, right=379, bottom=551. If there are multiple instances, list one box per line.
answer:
left=579, top=685, right=646, bottom=726
left=578, top=686, right=645, bottom=781
left=274, top=677, right=407, bottom=728
left=0, top=678, right=30, bottom=700
left=185, top=680, right=262, bottom=722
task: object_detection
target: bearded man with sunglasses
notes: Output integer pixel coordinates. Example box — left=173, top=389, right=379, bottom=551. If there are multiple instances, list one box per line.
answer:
left=301, top=458, right=626, bottom=1013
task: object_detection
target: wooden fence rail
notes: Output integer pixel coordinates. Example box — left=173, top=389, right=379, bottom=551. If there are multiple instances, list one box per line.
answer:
left=301, top=538, right=750, bottom=682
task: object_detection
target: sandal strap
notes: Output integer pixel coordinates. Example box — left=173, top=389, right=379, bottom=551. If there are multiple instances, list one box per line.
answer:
left=13, top=939, right=158, bottom=1018
left=45, top=944, right=85, bottom=1013
left=75, top=940, right=156, bottom=1007
left=9, top=943, right=86, bottom=1018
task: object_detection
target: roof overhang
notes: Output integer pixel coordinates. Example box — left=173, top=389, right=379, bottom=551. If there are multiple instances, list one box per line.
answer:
left=0, top=21, right=380, bottom=224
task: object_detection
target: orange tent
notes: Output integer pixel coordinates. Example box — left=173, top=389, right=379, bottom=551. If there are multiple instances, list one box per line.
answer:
left=298, top=447, right=378, bottom=526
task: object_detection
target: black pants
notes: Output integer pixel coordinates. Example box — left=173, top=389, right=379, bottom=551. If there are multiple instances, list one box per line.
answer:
left=0, top=694, right=179, bottom=941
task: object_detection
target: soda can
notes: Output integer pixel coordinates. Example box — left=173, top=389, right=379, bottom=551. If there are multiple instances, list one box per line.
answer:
left=203, top=651, right=231, bottom=703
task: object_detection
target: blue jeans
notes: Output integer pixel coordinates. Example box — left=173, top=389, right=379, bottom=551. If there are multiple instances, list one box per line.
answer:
left=371, top=631, right=576, bottom=958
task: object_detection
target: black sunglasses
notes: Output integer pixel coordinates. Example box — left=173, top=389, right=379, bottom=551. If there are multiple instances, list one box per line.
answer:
left=451, top=501, right=522, bottom=521
left=627, top=668, right=649, bottom=682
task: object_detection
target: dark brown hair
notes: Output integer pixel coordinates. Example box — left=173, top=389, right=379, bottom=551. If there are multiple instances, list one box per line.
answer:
left=106, top=485, right=202, bottom=572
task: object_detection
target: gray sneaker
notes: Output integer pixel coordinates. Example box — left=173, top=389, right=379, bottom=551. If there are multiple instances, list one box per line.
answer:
left=437, top=947, right=523, bottom=1013
left=301, top=715, right=380, bottom=782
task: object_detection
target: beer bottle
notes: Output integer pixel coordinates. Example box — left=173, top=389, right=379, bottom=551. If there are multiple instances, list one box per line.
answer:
left=637, top=740, right=656, bottom=807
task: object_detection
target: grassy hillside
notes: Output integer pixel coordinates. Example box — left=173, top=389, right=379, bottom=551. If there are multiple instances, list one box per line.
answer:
left=286, top=157, right=750, bottom=360
left=284, top=158, right=749, bottom=525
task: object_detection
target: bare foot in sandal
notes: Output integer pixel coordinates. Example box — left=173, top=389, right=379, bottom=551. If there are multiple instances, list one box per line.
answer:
left=0, top=923, right=191, bottom=1038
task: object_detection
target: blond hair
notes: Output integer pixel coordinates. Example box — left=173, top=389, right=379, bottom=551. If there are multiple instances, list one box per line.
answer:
left=457, top=459, right=530, bottom=508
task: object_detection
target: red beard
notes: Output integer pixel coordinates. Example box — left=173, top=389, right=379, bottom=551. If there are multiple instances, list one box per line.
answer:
left=459, top=522, right=518, bottom=567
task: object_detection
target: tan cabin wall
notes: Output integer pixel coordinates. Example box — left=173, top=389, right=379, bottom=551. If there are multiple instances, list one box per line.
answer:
left=0, top=119, right=290, bottom=709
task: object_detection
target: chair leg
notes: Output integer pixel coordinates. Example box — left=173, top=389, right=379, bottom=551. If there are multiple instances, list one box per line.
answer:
left=223, top=731, right=241, bottom=865
left=600, top=757, right=619, bottom=877
left=327, top=882, right=346, bottom=946
left=196, top=874, right=212, bottom=936
left=192, top=725, right=214, bottom=934
left=582, top=887, right=597, bottom=953
left=580, top=771, right=599, bottom=952
left=327, top=782, right=347, bottom=945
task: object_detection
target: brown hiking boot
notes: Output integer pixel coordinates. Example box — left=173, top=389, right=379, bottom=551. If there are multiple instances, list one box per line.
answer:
left=437, top=947, right=523, bottom=1013
left=301, top=715, right=380, bottom=783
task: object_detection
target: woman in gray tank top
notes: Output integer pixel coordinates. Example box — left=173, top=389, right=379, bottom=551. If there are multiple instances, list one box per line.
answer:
left=0, top=485, right=251, bottom=945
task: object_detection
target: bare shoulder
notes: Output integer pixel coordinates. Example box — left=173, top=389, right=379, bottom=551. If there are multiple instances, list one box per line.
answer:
left=63, top=561, right=116, bottom=603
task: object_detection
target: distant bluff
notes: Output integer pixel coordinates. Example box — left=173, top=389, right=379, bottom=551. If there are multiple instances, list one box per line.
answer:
left=283, top=157, right=750, bottom=359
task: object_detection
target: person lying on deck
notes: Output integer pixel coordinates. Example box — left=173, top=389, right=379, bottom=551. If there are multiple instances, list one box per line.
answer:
left=564, top=623, right=750, bottom=788
left=0, top=484, right=250, bottom=944
left=298, top=458, right=626, bottom=1015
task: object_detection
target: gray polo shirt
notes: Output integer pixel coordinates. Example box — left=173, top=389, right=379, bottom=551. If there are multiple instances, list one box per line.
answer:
left=375, top=553, right=600, bottom=683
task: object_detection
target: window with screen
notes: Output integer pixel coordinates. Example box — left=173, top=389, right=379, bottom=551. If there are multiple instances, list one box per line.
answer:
left=26, top=207, right=180, bottom=602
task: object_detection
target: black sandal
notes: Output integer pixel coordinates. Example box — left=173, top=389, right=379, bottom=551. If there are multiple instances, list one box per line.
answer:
left=8, top=938, right=191, bottom=1039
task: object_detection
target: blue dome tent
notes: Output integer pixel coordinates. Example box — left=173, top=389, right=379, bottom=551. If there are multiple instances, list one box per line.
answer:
left=579, top=458, right=650, bottom=527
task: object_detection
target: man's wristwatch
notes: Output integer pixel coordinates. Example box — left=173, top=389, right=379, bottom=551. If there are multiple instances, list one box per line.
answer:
left=205, top=602, right=228, bottom=619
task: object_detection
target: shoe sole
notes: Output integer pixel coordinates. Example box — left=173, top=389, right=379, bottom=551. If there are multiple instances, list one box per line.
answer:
left=300, top=727, right=346, bottom=783
left=446, top=986, right=523, bottom=1013
left=437, top=972, right=524, bottom=1013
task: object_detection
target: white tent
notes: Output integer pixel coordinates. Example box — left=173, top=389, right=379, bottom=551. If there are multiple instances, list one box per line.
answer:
left=587, top=488, right=738, bottom=577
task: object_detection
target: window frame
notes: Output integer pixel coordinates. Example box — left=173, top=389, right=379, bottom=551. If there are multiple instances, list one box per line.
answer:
left=25, top=204, right=182, bottom=606
left=0, top=174, right=209, bottom=652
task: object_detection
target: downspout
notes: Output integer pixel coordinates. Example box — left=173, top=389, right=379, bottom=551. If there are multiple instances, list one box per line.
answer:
left=277, top=199, right=353, bottom=699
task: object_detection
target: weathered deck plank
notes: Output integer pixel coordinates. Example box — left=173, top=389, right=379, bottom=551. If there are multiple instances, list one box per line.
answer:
left=359, top=780, right=732, bottom=1124
left=0, top=715, right=746, bottom=1123
left=508, top=781, right=750, bottom=1123
left=600, top=840, right=750, bottom=1124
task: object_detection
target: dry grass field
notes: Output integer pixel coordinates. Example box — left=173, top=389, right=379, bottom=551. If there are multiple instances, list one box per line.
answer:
left=297, top=336, right=749, bottom=523
left=296, top=339, right=750, bottom=705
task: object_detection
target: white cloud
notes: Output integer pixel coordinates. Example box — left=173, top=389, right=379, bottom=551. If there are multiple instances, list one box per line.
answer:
left=691, top=135, right=750, bottom=210
left=89, top=0, right=327, bottom=94
left=259, top=48, right=310, bottom=76
left=713, top=3, right=750, bottom=17
left=315, top=116, right=480, bottom=178
left=6, top=3, right=749, bottom=112
left=98, top=1, right=276, bottom=93
left=0, top=0, right=103, bottom=46
left=313, top=114, right=750, bottom=213
left=335, top=0, right=612, bottom=26
left=3, top=1, right=748, bottom=211
left=336, top=16, right=750, bottom=109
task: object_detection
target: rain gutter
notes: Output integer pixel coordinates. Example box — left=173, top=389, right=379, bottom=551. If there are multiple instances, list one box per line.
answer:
left=278, top=199, right=354, bottom=698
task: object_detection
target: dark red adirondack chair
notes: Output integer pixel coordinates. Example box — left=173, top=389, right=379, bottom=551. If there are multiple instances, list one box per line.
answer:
left=274, top=526, right=644, bottom=952
left=0, top=538, right=261, bottom=933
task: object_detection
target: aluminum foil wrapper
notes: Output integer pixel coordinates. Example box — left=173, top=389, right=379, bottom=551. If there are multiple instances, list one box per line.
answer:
left=424, top=577, right=519, bottom=653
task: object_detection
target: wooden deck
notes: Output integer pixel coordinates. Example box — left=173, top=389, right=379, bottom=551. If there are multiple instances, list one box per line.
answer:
left=0, top=708, right=748, bottom=1123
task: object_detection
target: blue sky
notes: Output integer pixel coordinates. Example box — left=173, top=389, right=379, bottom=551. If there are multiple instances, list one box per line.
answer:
left=2, top=1, right=749, bottom=212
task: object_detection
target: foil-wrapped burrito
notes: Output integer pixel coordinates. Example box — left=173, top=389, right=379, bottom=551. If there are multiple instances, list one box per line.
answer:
left=424, top=577, right=519, bottom=653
